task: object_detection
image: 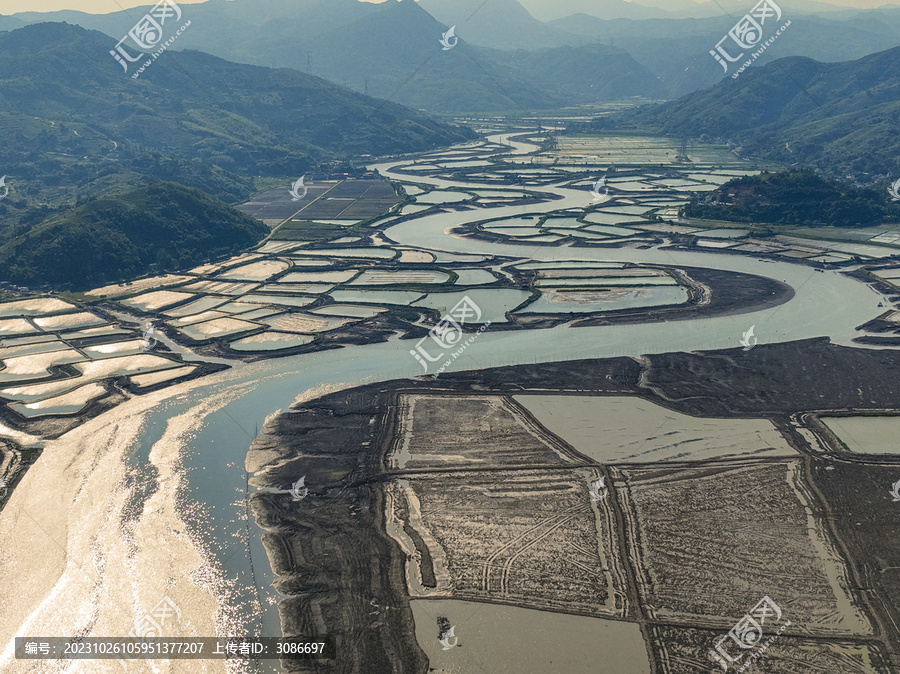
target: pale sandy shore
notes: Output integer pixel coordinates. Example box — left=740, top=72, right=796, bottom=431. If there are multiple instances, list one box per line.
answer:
left=0, top=364, right=262, bottom=674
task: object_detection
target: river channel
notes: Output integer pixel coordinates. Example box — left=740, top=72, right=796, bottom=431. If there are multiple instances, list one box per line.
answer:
left=0, top=133, right=894, bottom=673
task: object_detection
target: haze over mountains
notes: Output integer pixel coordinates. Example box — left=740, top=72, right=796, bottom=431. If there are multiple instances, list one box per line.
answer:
left=10, top=0, right=900, bottom=110
left=3, top=1, right=900, bottom=182
left=3, top=0, right=900, bottom=286
left=0, top=22, right=469, bottom=201
left=0, top=21, right=471, bottom=287
left=598, top=45, right=900, bottom=178
left=553, top=12, right=900, bottom=96
left=10, top=0, right=663, bottom=111
left=501, top=0, right=855, bottom=21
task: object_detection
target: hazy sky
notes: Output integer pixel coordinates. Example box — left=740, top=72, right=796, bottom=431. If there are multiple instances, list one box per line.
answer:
left=0, top=0, right=895, bottom=15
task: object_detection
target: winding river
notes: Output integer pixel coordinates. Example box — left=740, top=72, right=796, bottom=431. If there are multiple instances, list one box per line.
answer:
left=0, top=133, right=894, bottom=673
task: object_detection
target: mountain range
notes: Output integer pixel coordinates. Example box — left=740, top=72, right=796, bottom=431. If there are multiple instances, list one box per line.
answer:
left=10, top=0, right=900, bottom=110
left=552, top=11, right=900, bottom=97
left=0, top=20, right=474, bottom=288
left=595, top=44, right=900, bottom=179
left=0, top=22, right=470, bottom=214
left=511, top=0, right=854, bottom=21
left=14, top=0, right=662, bottom=112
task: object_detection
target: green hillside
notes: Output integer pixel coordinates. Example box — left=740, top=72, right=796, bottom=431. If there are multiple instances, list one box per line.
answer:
left=683, top=171, right=896, bottom=227
left=0, top=22, right=473, bottom=219
left=0, top=182, right=268, bottom=290
left=590, top=47, right=900, bottom=178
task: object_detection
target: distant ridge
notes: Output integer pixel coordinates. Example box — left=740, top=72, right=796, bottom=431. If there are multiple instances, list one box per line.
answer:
left=0, top=22, right=472, bottom=208
left=8, top=0, right=666, bottom=112
left=592, top=45, right=900, bottom=178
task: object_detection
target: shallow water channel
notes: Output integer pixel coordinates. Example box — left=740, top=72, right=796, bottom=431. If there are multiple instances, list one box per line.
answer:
left=181, top=133, right=892, bottom=671
left=8, top=133, right=892, bottom=674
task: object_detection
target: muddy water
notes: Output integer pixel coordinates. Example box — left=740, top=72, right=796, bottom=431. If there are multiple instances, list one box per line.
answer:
left=821, top=416, right=900, bottom=454
left=514, top=395, right=796, bottom=463
left=410, top=599, right=651, bottom=674
left=2, top=133, right=897, bottom=674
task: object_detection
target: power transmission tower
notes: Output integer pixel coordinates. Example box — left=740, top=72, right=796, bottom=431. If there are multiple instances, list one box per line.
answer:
left=675, top=138, right=693, bottom=163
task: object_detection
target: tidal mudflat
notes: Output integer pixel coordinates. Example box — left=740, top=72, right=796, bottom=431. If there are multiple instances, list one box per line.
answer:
left=820, top=415, right=900, bottom=454
left=3, top=128, right=900, bottom=674
left=248, top=338, right=900, bottom=672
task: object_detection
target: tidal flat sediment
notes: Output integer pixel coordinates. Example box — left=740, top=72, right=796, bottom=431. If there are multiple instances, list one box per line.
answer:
left=247, top=389, right=428, bottom=673
left=247, top=342, right=900, bottom=672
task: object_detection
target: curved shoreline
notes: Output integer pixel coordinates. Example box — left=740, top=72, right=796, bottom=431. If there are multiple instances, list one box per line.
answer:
left=2, top=132, right=898, bottom=674
left=250, top=335, right=900, bottom=671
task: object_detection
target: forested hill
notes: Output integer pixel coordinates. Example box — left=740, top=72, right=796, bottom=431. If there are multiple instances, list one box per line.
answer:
left=0, top=183, right=269, bottom=290
left=683, top=171, right=897, bottom=227
left=587, top=46, right=900, bottom=179
left=0, top=21, right=475, bottom=289
left=0, top=22, right=473, bottom=207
